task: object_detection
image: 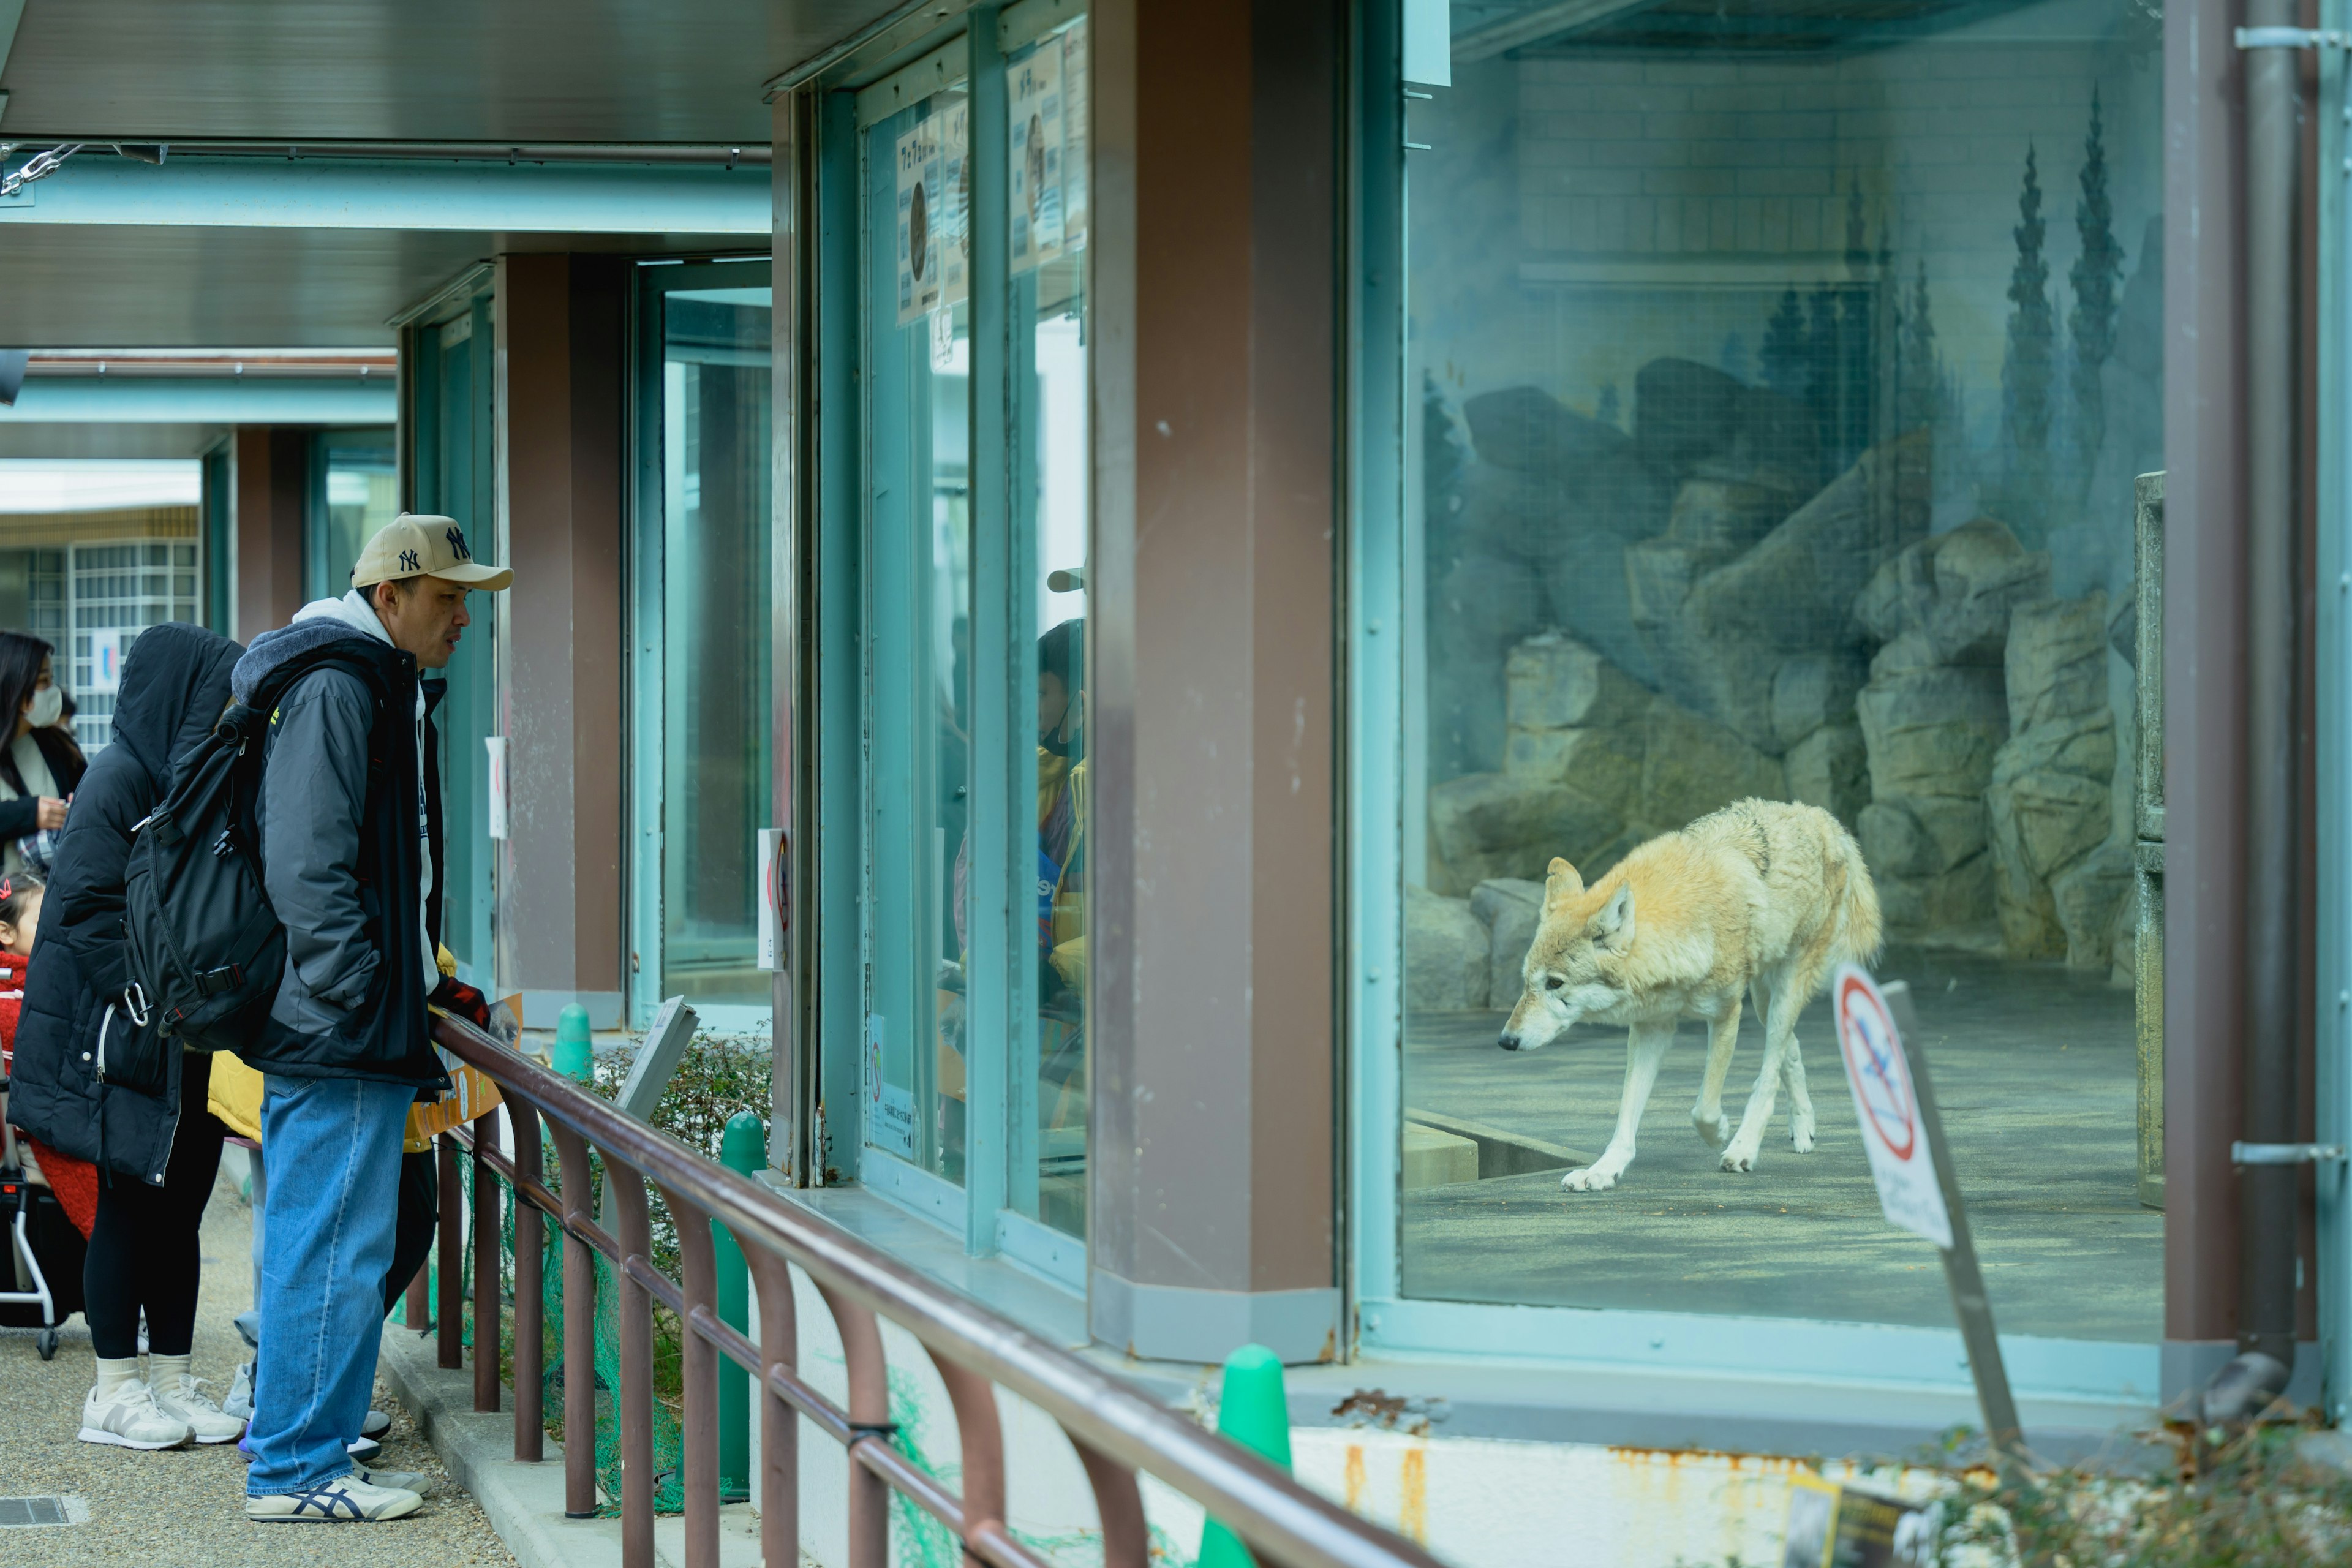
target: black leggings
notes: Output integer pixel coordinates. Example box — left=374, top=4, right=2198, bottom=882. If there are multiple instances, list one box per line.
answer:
left=84, top=1052, right=226, bottom=1361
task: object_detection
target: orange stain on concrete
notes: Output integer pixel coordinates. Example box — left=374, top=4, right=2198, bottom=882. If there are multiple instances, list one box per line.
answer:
left=1344, top=1444, right=1367, bottom=1513
left=1399, top=1449, right=1428, bottom=1544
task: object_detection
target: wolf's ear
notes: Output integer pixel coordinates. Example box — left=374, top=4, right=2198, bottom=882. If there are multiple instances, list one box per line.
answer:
left=1544, top=857, right=1584, bottom=910
left=1588, top=882, right=1634, bottom=943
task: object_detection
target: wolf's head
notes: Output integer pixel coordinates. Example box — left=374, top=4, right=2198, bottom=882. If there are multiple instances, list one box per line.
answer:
left=1496, top=857, right=1634, bottom=1052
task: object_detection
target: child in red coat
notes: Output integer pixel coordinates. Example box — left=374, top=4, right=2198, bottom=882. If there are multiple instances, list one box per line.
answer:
left=0, top=875, right=96, bottom=1238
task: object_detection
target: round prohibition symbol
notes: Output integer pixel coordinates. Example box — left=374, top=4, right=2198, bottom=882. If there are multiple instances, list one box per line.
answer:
left=1834, top=971, right=1919, bottom=1163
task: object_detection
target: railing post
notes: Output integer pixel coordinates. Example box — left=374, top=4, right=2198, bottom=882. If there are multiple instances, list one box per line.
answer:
left=661, top=1184, right=723, bottom=1568
left=608, top=1159, right=657, bottom=1568
left=1068, top=1434, right=1152, bottom=1568
left=509, top=1092, right=546, bottom=1461
left=924, top=1346, right=1006, bottom=1567
left=814, top=1283, right=891, bottom=1568
left=436, top=1130, right=464, bottom=1371
left=547, top=1122, right=601, bottom=1519
left=741, top=1250, right=800, bottom=1568
left=402, top=1261, right=430, bottom=1334
left=472, top=1107, right=503, bottom=1412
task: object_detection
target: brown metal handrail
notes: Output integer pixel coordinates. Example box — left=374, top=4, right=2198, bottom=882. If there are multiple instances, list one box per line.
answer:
left=423, top=1014, right=1442, bottom=1568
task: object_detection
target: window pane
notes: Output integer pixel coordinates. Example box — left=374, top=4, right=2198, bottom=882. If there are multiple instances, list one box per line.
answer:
left=1398, top=1, right=2160, bottom=1339
left=1007, top=13, right=1090, bottom=1240
left=658, top=285, right=774, bottom=1011
left=867, top=89, right=972, bottom=1185
left=322, top=432, right=398, bottom=592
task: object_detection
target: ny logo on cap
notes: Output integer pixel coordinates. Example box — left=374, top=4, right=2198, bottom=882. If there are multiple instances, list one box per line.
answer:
left=400, top=549, right=422, bottom=571
left=445, top=526, right=472, bottom=562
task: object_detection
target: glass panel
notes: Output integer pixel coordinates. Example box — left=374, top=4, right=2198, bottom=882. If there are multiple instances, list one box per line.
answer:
left=1399, top=1, right=2161, bottom=1339
left=657, top=285, right=775, bottom=1010
left=422, top=308, right=498, bottom=984
left=319, top=430, right=398, bottom=594
left=1006, top=13, right=1091, bottom=1238
left=867, top=89, right=972, bottom=1185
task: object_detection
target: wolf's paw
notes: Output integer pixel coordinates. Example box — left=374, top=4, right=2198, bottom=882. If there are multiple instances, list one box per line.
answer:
left=1692, top=1107, right=1730, bottom=1148
left=1719, top=1144, right=1759, bottom=1174
left=1561, top=1165, right=1621, bottom=1193
left=1790, top=1116, right=1816, bottom=1155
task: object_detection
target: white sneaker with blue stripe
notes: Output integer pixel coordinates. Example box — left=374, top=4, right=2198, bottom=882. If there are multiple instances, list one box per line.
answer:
left=245, top=1475, right=423, bottom=1523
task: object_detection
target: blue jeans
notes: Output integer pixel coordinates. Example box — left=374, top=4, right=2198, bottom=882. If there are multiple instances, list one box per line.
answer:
left=246, top=1073, right=412, bottom=1496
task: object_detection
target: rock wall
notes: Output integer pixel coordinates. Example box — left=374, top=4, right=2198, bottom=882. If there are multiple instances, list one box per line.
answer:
left=1629, top=428, right=1930, bottom=756
left=1850, top=519, right=2049, bottom=941
left=1427, top=632, right=1782, bottom=895
left=1986, top=594, right=2128, bottom=964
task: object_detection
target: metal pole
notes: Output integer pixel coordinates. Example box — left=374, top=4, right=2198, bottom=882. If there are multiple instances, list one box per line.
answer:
left=2239, top=0, right=2303, bottom=1376
left=473, top=1110, right=503, bottom=1413
left=510, top=1095, right=546, bottom=1462
left=1882, top=984, right=2028, bottom=1472
left=437, top=1133, right=465, bottom=1371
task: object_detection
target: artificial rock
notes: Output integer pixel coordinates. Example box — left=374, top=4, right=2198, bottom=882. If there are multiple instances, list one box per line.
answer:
left=1404, top=885, right=1490, bottom=1011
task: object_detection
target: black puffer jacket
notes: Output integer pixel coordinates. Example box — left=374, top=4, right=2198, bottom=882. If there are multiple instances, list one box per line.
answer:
left=5, top=623, right=241, bottom=1184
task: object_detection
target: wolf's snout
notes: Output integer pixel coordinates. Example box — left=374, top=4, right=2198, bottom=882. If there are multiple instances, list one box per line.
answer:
left=1497, top=1033, right=1521, bottom=1052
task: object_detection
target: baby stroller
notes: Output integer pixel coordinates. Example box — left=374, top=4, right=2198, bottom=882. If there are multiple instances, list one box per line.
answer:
left=0, top=1074, right=85, bottom=1360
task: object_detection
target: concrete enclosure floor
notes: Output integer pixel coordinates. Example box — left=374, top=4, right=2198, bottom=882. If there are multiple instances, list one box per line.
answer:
left=0, top=1158, right=515, bottom=1567
left=1401, top=943, right=2161, bottom=1343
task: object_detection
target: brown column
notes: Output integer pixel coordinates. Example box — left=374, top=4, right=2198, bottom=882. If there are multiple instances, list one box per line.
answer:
left=1088, top=0, right=1341, bottom=1364
left=232, top=426, right=307, bottom=639
left=496, top=253, right=628, bottom=1028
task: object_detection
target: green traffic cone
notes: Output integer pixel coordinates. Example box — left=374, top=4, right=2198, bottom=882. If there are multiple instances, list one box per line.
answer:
left=551, top=1003, right=594, bottom=1082
left=1198, top=1344, right=1291, bottom=1568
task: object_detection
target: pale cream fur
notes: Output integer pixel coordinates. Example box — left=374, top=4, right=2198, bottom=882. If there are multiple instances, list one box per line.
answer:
left=1497, top=799, right=1883, bottom=1191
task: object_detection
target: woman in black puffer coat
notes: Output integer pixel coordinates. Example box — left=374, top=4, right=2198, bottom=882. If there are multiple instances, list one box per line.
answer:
left=5, top=622, right=246, bottom=1444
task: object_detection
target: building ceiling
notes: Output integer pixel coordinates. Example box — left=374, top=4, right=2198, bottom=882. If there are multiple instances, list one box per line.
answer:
left=0, top=223, right=767, bottom=347
left=0, top=0, right=907, bottom=143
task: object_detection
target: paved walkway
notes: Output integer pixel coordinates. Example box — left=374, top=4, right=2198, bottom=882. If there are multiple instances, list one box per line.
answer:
left=0, top=1155, right=515, bottom=1566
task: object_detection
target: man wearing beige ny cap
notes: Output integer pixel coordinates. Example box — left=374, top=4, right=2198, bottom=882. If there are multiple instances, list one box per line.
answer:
left=230, top=514, right=513, bottom=1523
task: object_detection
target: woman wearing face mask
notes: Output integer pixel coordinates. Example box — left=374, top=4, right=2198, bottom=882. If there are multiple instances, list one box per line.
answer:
left=0, top=632, right=86, bottom=877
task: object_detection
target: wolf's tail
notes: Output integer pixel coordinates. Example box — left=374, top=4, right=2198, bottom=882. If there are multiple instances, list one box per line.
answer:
left=1827, top=816, right=1885, bottom=969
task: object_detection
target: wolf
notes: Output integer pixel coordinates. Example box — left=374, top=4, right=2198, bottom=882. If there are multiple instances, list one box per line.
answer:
left=1495, top=799, right=1882, bottom=1191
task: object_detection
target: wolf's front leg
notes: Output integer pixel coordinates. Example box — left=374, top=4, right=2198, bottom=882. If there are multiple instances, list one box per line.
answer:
left=1563, top=1020, right=1674, bottom=1193
left=1690, top=993, right=1742, bottom=1148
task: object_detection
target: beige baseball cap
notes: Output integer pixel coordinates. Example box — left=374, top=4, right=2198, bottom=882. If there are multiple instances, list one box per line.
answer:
left=352, top=513, right=514, bottom=592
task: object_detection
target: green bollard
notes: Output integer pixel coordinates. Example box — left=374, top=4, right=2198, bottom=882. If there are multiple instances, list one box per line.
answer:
left=551, top=1003, right=594, bottom=1083
left=717, top=1112, right=766, bottom=1499
left=1198, top=1344, right=1292, bottom=1568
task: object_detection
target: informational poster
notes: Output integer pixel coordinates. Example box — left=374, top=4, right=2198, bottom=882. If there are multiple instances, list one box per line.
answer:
left=866, top=1013, right=917, bottom=1159
left=1058, top=20, right=1088, bottom=253
left=86, top=627, right=124, bottom=693
left=894, top=118, right=943, bottom=326
left=938, top=96, right=970, bottom=309
left=1008, top=36, right=1065, bottom=274
left=756, top=826, right=786, bottom=970
left=1781, top=1472, right=1932, bottom=1568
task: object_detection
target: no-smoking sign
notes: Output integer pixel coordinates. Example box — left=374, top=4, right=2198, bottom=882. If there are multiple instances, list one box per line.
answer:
left=1833, top=964, right=1953, bottom=1250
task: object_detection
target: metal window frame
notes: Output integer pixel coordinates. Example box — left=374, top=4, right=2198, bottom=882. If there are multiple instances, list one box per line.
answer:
left=802, top=2, right=1090, bottom=1292
left=1343, top=0, right=2167, bottom=1404
left=627, top=254, right=782, bottom=1036
left=2316, top=0, right=2351, bottom=1426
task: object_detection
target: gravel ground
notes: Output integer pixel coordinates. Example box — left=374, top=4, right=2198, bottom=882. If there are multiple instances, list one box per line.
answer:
left=0, top=1159, right=516, bottom=1567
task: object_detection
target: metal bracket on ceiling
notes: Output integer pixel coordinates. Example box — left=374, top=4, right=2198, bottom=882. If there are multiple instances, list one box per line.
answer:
left=2233, top=1141, right=2348, bottom=1166
left=2236, top=26, right=2351, bottom=49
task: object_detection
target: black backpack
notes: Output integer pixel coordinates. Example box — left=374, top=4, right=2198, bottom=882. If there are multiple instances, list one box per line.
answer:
left=122, top=651, right=382, bottom=1050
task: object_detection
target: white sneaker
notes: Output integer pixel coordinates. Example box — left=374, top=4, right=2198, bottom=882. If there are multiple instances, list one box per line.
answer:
left=245, top=1475, right=423, bottom=1523
left=346, top=1436, right=382, bottom=1464
left=80, top=1381, right=194, bottom=1450
left=362, top=1409, right=391, bottom=1440
left=354, top=1466, right=436, bottom=1498
left=224, top=1361, right=254, bottom=1421
left=151, top=1373, right=247, bottom=1444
